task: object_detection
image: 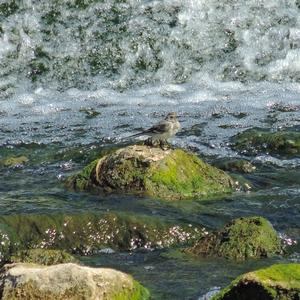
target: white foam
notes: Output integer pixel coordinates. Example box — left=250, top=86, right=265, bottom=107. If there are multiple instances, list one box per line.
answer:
left=0, top=34, right=14, bottom=58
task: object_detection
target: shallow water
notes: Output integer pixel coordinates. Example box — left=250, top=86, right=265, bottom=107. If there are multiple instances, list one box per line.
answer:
left=1, top=0, right=300, bottom=299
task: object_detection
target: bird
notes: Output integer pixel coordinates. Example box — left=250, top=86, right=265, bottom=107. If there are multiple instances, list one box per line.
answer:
left=129, top=112, right=181, bottom=147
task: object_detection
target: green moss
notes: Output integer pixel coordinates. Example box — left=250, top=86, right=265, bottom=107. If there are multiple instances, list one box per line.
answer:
left=113, top=279, right=150, bottom=300
left=0, top=212, right=204, bottom=261
left=186, top=217, right=282, bottom=261
left=232, top=128, right=300, bottom=157
left=101, top=155, right=147, bottom=190
left=65, top=159, right=98, bottom=190
left=11, top=249, right=77, bottom=265
left=254, top=264, right=300, bottom=290
left=0, top=156, right=28, bottom=167
left=212, top=264, right=300, bottom=300
left=146, top=149, right=234, bottom=199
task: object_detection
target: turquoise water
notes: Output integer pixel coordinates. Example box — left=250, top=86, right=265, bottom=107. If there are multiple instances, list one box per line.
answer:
left=1, top=0, right=300, bottom=298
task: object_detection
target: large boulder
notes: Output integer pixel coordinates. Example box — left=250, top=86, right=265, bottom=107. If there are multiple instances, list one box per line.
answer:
left=212, top=263, right=300, bottom=300
left=185, top=217, right=283, bottom=260
left=0, top=263, right=150, bottom=300
left=232, top=128, right=300, bottom=157
left=66, top=145, right=235, bottom=200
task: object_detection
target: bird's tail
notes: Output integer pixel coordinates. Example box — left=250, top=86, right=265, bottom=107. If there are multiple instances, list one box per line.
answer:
left=119, top=132, right=147, bottom=146
left=127, top=131, right=150, bottom=139
left=127, top=132, right=143, bottom=138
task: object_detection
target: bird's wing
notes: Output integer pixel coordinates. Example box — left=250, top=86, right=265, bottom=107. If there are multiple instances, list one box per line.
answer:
left=145, top=120, right=171, bottom=134
left=128, top=120, right=171, bottom=139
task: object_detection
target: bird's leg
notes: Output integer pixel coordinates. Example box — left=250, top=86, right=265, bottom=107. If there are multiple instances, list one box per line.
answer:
left=144, top=138, right=153, bottom=147
left=144, top=138, right=159, bottom=148
left=159, top=140, right=171, bottom=150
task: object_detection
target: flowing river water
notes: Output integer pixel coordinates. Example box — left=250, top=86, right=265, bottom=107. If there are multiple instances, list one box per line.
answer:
left=1, top=0, right=300, bottom=299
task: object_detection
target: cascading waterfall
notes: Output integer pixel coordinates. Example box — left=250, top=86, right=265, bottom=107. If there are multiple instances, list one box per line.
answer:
left=1, top=0, right=300, bottom=97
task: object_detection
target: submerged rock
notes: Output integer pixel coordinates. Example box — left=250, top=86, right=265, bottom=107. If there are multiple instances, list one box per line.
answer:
left=0, top=156, right=28, bottom=167
left=66, top=145, right=235, bottom=200
left=212, top=263, right=300, bottom=300
left=185, top=216, right=283, bottom=261
left=10, top=249, right=77, bottom=266
left=213, top=158, right=256, bottom=174
left=232, top=128, right=300, bottom=157
left=0, top=263, right=150, bottom=300
left=0, top=212, right=205, bottom=264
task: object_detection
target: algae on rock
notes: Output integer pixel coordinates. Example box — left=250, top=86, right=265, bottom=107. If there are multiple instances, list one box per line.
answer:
left=185, top=216, right=283, bottom=261
left=0, top=156, right=28, bottom=168
left=0, top=263, right=150, bottom=300
left=10, top=249, right=77, bottom=266
left=213, top=158, right=256, bottom=174
left=0, top=212, right=205, bottom=263
left=212, top=263, right=300, bottom=300
left=66, top=145, right=235, bottom=200
left=232, top=128, right=300, bottom=157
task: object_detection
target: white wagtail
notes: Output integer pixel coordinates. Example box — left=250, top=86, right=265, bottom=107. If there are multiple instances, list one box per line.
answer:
left=129, top=112, right=181, bottom=146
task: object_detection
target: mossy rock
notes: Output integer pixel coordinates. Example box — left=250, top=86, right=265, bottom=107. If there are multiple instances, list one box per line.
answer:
left=10, top=249, right=77, bottom=266
left=212, top=263, right=300, bottom=300
left=232, top=128, right=300, bottom=157
left=0, top=156, right=28, bottom=167
left=185, top=217, right=283, bottom=261
left=0, top=212, right=205, bottom=263
left=65, top=159, right=98, bottom=190
left=66, top=145, right=235, bottom=200
left=0, top=263, right=150, bottom=300
left=213, top=158, right=256, bottom=174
